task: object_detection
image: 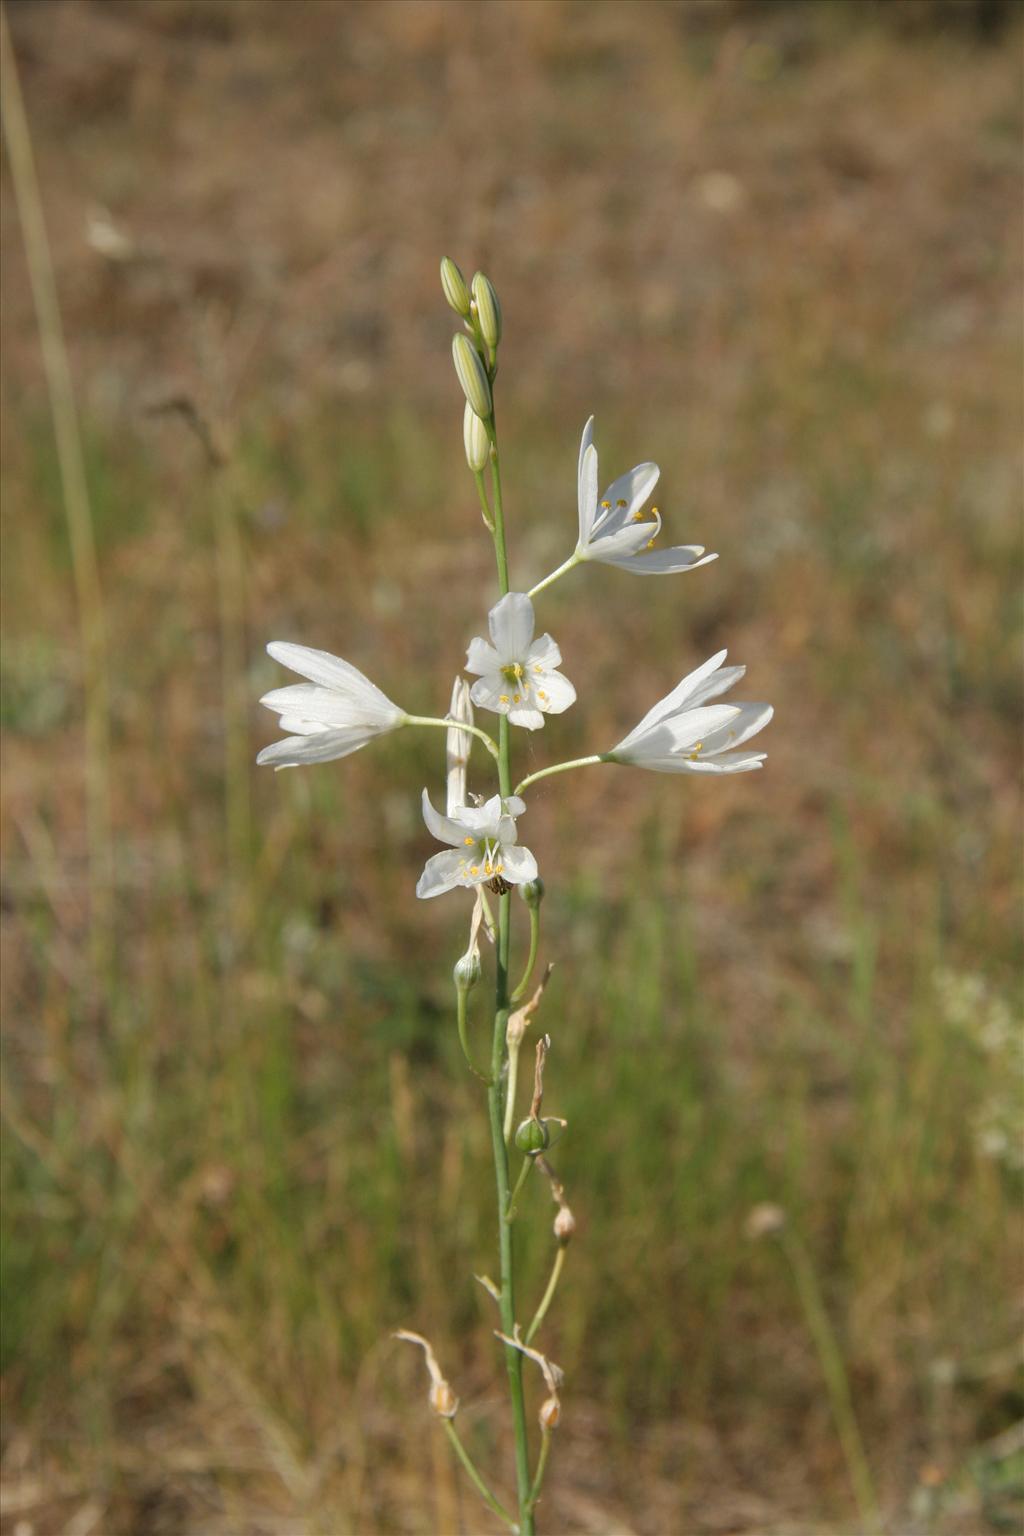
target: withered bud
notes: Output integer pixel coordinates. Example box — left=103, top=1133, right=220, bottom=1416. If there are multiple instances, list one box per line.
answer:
left=429, top=1379, right=459, bottom=1419
left=539, top=1395, right=561, bottom=1431
left=745, top=1203, right=787, bottom=1241
left=553, top=1205, right=576, bottom=1244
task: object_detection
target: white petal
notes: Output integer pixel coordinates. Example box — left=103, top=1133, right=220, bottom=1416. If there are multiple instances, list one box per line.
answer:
left=599, top=461, right=659, bottom=526
left=578, top=428, right=598, bottom=546
left=446, top=677, right=473, bottom=815
left=470, top=674, right=510, bottom=714
left=603, top=546, right=718, bottom=575
left=256, top=726, right=376, bottom=769
left=503, top=795, right=526, bottom=817
left=526, top=632, right=562, bottom=670
left=260, top=683, right=385, bottom=728
left=465, top=636, right=499, bottom=677
left=266, top=641, right=401, bottom=719
left=416, top=849, right=471, bottom=899
left=276, top=714, right=330, bottom=736
left=625, top=752, right=765, bottom=775
left=500, top=844, right=538, bottom=885
left=701, top=703, right=773, bottom=757
left=488, top=592, right=535, bottom=659
left=535, top=670, right=576, bottom=714
left=614, top=651, right=730, bottom=749
left=507, top=704, right=545, bottom=731
left=656, top=703, right=742, bottom=752
left=590, top=521, right=657, bottom=561
left=421, top=788, right=468, bottom=848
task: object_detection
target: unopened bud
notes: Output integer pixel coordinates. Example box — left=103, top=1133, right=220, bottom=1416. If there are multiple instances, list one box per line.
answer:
left=454, top=950, right=482, bottom=992
left=472, top=271, right=502, bottom=350
left=440, top=257, right=471, bottom=317
left=518, top=877, right=544, bottom=911
left=429, top=1379, right=459, bottom=1419
left=463, top=402, right=490, bottom=473
left=553, top=1205, right=575, bottom=1244
left=539, top=1395, right=561, bottom=1431
left=452, top=333, right=492, bottom=419
left=745, top=1203, right=787, bottom=1241
left=515, top=1117, right=550, bottom=1155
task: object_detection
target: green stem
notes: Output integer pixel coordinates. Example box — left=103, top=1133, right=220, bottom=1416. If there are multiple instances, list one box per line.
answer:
left=456, top=989, right=491, bottom=1082
left=528, top=551, right=580, bottom=599
left=780, top=1230, right=881, bottom=1535
left=510, top=904, right=540, bottom=1004
left=526, top=1428, right=553, bottom=1514
left=506, top=1155, right=534, bottom=1221
left=403, top=714, right=499, bottom=761
left=474, top=468, right=495, bottom=532
left=525, top=1246, right=566, bottom=1346
left=515, top=755, right=605, bottom=797
left=442, top=1420, right=518, bottom=1531
left=485, top=437, right=535, bottom=1535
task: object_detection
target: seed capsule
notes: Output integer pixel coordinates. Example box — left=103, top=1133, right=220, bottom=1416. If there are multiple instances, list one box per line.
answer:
left=539, top=1395, right=561, bottom=1431
left=515, top=1117, right=550, bottom=1155
left=518, top=877, right=545, bottom=911
left=440, top=256, right=472, bottom=317
left=553, top=1205, right=575, bottom=1244
left=452, top=333, right=492, bottom=419
left=453, top=950, right=481, bottom=992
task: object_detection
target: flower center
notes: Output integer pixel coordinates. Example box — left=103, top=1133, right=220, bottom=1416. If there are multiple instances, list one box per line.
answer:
left=501, top=662, right=524, bottom=685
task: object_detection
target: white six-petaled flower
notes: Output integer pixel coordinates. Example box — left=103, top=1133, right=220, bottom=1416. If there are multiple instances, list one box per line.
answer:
left=608, top=649, right=772, bottom=773
left=416, top=789, right=537, bottom=899
left=466, top=592, right=575, bottom=731
left=257, top=641, right=405, bottom=769
left=576, top=416, right=717, bottom=575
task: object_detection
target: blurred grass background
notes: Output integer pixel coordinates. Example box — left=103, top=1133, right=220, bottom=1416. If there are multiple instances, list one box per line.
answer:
left=1, top=1, right=1021, bottom=1532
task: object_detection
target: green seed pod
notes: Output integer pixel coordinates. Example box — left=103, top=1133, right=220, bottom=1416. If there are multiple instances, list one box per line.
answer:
left=514, top=1117, right=550, bottom=1155
left=451, top=333, right=492, bottom=420
left=518, top=877, right=545, bottom=911
left=453, top=950, right=481, bottom=993
left=440, top=257, right=471, bottom=317
left=471, top=271, right=502, bottom=350
left=463, top=402, right=490, bottom=473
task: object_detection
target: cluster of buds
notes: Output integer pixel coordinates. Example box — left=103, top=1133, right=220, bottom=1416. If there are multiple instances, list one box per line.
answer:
left=443, top=257, right=502, bottom=477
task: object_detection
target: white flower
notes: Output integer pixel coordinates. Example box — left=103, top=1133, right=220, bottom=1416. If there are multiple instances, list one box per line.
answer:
left=465, top=592, right=575, bottom=731
left=416, top=789, right=538, bottom=899
left=576, top=416, right=717, bottom=575
left=445, top=676, right=474, bottom=815
left=257, top=641, right=404, bottom=769
left=609, top=649, right=772, bottom=773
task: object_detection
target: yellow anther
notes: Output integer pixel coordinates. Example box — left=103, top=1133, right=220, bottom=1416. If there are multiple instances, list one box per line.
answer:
left=533, top=664, right=542, bottom=673
left=646, top=536, right=657, bottom=549
left=464, top=836, right=474, bottom=846
left=600, top=500, right=611, bottom=509
left=513, top=694, right=521, bottom=703
left=616, top=498, right=627, bottom=507
left=538, top=690, right=547, bottom=700
left=688, top=741, right=704, bottom=761
left=485, top=861, right=493, bottom=876
left=500, top=694, right=510, bottom=703
left=470, top=865, right=480, bottom=876
left=496, top=863, right=504, bottom=874
left=631, top=509, right=645, bottom=522
left=650, top=506, right=659, bottom=515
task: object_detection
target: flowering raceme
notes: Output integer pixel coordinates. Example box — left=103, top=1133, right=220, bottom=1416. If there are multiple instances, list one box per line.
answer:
left=255, top=255, right=773, bottom=1536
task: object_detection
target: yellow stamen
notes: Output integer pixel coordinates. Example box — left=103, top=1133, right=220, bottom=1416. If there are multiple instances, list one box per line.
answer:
left=533, top=664, right=542, bottom=673
left=538, top=690, right=547, bottom=700
left=650, top=506, right=659, bottom=515
left=499, top=694, right=510, bottom=703
left=485, top=861, right=493, bottom=876
left=513, top=694, right=521, bottom=703
left=463, top=836, right=474, bottom=846
left=631, top=510, right=645, bottom=522
left=470, top=865, right=479, bottom=876
left=496, top=863, right=504, bottom=874
left=616, top=498, right=627, bottom=507
left=646, top=536, right=657, bottom=549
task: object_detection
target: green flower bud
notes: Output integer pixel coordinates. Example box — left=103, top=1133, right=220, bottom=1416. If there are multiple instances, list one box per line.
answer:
left=463, top=402, right=490, bottom=473
left=453, top=950, right=482, bottom=992
left=514, top=1117, right=550, bottom=1155
left=440, top=257, right=471, bottom=318
left=518, top=878, right=545, bottom=911
left=471, top=271, right=502, bottom=350
left=452, top=333, right=492, bottom=419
